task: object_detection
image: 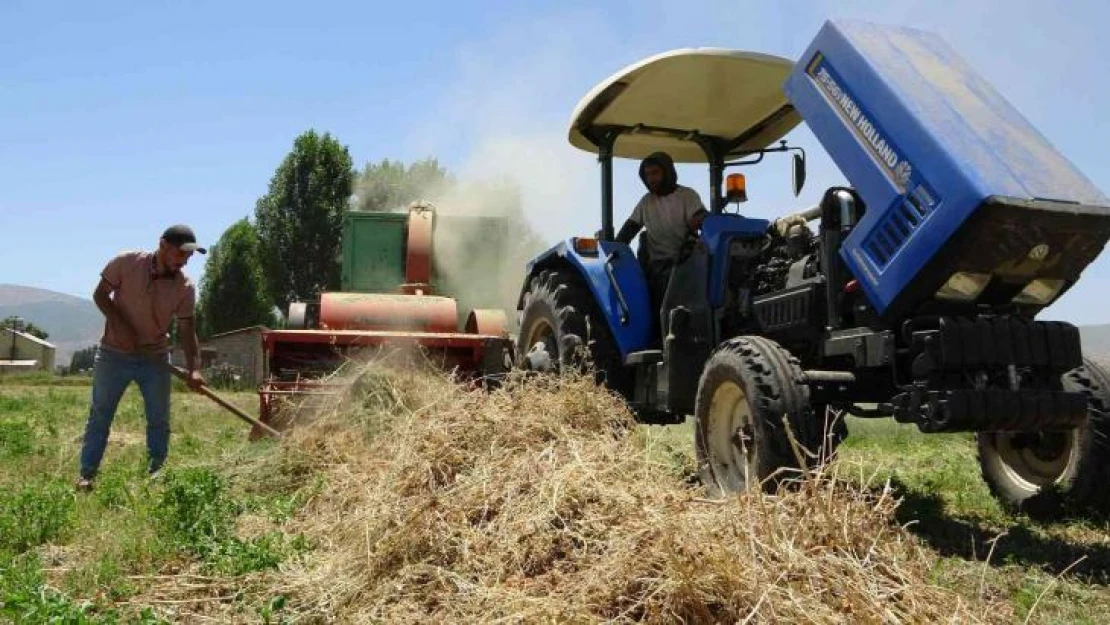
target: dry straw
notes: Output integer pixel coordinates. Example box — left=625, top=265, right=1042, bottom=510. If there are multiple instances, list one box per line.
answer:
left=140, top=351, right=1013, bottom=623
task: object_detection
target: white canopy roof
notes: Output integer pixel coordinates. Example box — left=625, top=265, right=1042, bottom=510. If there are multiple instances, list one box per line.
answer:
left=567, top=48, right=802, bottom=163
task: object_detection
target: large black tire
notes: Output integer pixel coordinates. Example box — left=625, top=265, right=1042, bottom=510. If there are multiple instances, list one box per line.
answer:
left=517, top=267, right=632, bottom=396
left=694, top=336, right=842, bottom=497
left=977, top=358, right=1110, bottom=518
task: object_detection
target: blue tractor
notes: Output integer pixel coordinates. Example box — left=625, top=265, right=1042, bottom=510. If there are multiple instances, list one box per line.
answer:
left=515, top=19, right=1110, bottom=516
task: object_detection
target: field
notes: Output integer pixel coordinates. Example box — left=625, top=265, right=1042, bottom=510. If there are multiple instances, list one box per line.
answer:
left=1, top=367, right=1108, bottom=623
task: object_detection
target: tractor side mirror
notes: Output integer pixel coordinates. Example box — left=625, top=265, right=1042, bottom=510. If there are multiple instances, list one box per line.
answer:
left=792, top=152, right=806, bottom=197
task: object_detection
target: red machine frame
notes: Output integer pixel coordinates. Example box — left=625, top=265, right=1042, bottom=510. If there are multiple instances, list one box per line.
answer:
left=248, top=204, right=517, bottom=439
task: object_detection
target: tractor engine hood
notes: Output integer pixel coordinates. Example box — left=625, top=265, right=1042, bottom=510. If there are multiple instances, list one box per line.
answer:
left=784, top=19, right=1110, bottom=320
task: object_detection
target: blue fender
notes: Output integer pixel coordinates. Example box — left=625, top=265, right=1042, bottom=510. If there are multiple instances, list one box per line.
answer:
left=520, top=239, right=655, bottom=359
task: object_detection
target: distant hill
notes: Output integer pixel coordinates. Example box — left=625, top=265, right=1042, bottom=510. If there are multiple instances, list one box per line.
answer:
left=0, top=284, right=102, bottom=366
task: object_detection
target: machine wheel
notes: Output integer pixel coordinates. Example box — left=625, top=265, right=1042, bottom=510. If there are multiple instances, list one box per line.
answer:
left=977, top=358, right=1110, bottom=518
left=517, top=267, right=630, bottom=395
left=694, top=336, right=837, bottom=497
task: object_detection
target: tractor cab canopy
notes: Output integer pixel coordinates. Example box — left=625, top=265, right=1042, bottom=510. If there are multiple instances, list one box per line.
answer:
left=568, top=48, right=803, bottom=237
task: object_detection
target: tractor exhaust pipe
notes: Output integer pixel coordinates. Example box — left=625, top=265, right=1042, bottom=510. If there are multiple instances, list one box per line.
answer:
left=783, top=204, right=823, bottom=224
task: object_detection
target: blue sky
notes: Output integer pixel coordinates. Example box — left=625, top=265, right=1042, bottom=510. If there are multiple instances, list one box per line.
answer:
left=3, top=0, right=1110, bottom=324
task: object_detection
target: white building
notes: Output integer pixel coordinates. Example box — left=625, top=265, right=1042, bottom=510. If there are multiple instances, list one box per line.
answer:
left=171, top=325, right=265, bottom=386
left=1, top=327, right=56, bottom=373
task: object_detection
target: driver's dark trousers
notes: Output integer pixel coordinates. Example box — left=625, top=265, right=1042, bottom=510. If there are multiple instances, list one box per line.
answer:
left=644, top=257, right=675, bottom=340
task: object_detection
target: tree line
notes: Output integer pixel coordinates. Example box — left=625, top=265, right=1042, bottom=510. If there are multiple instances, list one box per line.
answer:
left=192, top=129, right=544, bottom=339
left=30, top=128, right=546, bottom=374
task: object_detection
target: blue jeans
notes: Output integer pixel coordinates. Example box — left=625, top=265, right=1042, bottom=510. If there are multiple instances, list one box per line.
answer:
left=79, top=346, right=172, bottom=479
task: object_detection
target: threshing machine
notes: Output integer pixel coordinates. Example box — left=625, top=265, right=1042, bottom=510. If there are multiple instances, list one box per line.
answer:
left=254, top=203, right=516, bottom=435
left=516, top=20, right=1110, bottom=516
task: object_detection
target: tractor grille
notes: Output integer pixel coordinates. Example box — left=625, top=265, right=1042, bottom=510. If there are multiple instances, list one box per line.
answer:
left=753, top=282, right=822, bottom=332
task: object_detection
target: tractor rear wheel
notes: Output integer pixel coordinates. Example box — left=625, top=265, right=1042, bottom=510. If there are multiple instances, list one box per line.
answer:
left=517, top=268, right=630, bottom=395
left=977, top=358, right=1110, bottom=518
left=694, top=336, right=840, bottom=497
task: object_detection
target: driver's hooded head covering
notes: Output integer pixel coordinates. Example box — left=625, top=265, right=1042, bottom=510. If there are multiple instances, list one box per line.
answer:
left=639, top=151, right=678, bottom=196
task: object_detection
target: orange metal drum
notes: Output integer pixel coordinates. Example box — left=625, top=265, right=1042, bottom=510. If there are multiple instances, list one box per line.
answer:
left=465, top=309, right=509, bottom=336
left=319, top=292, right=458, bottom=333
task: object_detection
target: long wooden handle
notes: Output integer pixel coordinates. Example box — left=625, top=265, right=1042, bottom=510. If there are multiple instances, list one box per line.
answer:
left=166, top=364, right=282, bottom=438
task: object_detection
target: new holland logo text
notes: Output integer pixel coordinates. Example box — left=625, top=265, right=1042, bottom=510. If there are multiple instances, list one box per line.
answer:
left=813, top=63, right=912, bottom=189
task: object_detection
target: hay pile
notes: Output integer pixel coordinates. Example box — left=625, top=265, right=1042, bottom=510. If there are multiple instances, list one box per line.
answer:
left=246, top=363, right=1009, bottom=624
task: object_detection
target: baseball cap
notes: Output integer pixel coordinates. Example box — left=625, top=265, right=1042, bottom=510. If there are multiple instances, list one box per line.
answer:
left=162, top=225, right=207, bottom=254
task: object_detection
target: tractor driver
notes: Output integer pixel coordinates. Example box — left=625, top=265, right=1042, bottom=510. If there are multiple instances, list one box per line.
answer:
left=614, top=151, right=708, bottom=318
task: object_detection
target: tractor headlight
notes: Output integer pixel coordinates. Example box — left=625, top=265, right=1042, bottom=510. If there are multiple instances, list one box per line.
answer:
left=936, top=271, right=991, bottom=302
left=1013, top=278, right=1065, bottom=306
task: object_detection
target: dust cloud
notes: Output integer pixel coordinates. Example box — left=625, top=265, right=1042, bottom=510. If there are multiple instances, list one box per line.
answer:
left=389, top=13, right=629, bottom=335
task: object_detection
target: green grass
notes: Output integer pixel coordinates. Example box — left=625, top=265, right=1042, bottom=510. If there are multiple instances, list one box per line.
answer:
left=0, top=380, right=310, bottom=622
left=0, top=479, right=76, bottom=553
left=3, top=373, right=1108, bottom=622
left=0, top=371, right=93, bottom=386
left=838, top=417, right=1110, bottom=623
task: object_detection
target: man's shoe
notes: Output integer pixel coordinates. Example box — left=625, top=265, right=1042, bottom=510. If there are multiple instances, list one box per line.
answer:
left=75, top=477, right=94, bottom=492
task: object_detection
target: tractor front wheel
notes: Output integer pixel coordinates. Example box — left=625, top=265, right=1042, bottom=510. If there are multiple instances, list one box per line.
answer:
left=694, top=336, right=840, bottom=497
left=977, top=358, right=1110, bottom=518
